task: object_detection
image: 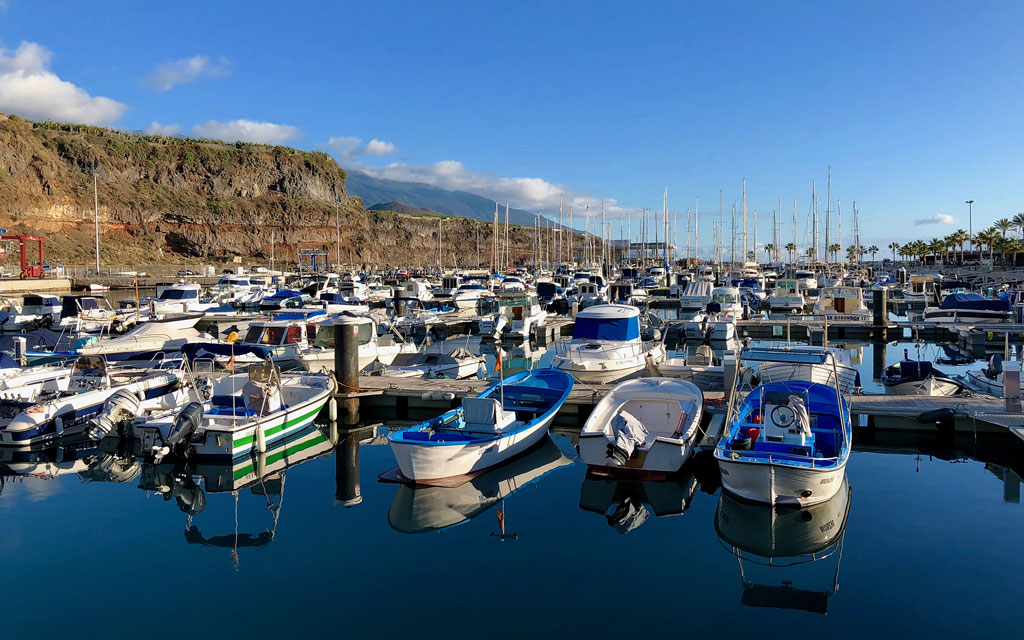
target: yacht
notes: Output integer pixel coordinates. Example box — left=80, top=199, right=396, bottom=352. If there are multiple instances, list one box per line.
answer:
left=297, top=315, right=417, bottom=373
left=678, top=281, right=714, bottom=311
left=794, top=268, right=818, bottom=290
left=551, top=304, right=666, bottom=383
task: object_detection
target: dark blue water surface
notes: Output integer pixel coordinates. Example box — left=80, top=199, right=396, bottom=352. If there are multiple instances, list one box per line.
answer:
left=2, top=326, right=1023, bottom=638
left=1, top=422, right=1021, bottom=639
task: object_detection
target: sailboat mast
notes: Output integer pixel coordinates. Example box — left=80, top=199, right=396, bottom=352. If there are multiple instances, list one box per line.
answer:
left=753, top=210, right=758, bottom=265
left=730, top=203, right=737, bottom=268
left=504, top=201, right=509, bottom=271
left=694, top=197, right=699, bottom=266
left=811, top=181, right=818, bottom=265
left=825, top=166, right=831, bottom=266
left=742, top=179, right=747, bottom=264
left=601, top=200, right=607, bottom=276
left=663, top=187, right=669, bottom=269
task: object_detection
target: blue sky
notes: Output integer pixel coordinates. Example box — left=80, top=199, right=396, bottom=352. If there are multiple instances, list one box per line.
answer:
left=1, top=0, right=1022, bottom=256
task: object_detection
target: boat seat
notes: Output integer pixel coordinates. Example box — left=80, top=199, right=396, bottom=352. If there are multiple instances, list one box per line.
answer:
left=462, top=396, right=516, bottom=432
left=209, top=395, right=255, bottom=417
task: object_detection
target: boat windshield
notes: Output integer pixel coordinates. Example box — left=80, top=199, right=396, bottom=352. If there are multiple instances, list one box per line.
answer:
left=312, top=323, right=373, bottom=348
left=713, top=293, right=740, bottom=304
left=159, top=288, right=198, bottom=300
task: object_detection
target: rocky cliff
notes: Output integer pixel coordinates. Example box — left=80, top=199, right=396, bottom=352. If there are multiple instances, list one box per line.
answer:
left=0, top=114, right=573, bottom=268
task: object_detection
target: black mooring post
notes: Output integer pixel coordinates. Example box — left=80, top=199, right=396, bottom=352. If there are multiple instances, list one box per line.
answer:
left=333, top=318, right=360, bottom=426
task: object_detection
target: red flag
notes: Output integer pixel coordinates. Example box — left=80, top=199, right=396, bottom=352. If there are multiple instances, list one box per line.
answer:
left=493, top=348, right=503, bottom=373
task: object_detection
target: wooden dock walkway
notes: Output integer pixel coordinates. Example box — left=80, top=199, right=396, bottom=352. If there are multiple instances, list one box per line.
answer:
left=343, top=376, right=1024, bottom=442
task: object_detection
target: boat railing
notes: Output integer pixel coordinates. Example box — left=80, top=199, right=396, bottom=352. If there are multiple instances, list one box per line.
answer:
left=553, top=340, right=649, bottom=363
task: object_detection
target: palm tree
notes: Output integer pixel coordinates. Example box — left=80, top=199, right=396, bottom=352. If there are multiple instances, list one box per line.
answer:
left=1006, top=239, right=1023, bottom=267
left=847, top=245, right=857, bottom=263
left=785, top=242, right=796, bottom=264
left=996, top=218, right=1012, bottom=239
left=889, top=242, right=900, bottom=263
left=953, top=229, right=970, bottom=264
left=979, top=227, right=999, bottom=262
left=928, top=239, right=944, bottom=264
left=806, top=247, right=816, bottom=262
left=828, top=243, right=841, bottom=263
left=1013, top=213, right=1024, bottom=240
left=764, top=244, right=774, bottom=263
left=868, top=245, right=879, bottom=263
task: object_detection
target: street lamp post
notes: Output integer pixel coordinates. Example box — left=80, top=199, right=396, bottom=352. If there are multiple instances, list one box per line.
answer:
left=965, top=199, right=974, bottom=257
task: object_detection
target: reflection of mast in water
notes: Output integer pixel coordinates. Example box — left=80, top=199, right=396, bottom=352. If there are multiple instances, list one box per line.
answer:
left=715, top=478, right=852, bottom=615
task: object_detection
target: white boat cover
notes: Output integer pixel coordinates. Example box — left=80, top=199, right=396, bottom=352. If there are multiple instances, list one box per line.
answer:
left=611, top=410, right=648, bottom=460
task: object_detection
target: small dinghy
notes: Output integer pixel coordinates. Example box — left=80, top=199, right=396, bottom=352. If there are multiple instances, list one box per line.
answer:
left=381, top=348, right=485, bottom=379
left=387, top=369, right=574, bottom=485
left=579, top=377, right=703, bottom=476
left=882, top=351, right=962, bottom=396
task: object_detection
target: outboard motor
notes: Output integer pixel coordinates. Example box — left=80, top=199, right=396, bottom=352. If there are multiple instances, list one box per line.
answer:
left=86, top=388, right=141, bottom=441
left=153, top=402, right=204, bottom=463
left=987, top=354, right=1004, bottom=380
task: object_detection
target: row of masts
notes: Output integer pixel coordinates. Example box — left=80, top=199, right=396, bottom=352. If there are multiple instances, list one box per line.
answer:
left=441, top=169, right=862, bottom=272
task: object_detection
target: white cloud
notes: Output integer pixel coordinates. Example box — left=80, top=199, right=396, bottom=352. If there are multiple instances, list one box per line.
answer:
left=915, top=214, right=955, bottom=225
left=353, top=157, right=637, bottom=220
left=144, top=121, right=181, bottom=136
left=191, top=119, right=301, bottom=144
left=364, top=138, right=399, bottom=156
left=0, top=41, right=126, bottom=125
left=327, top=135, right=399, bottom=159
left=144, top=55, right=230, bottom=91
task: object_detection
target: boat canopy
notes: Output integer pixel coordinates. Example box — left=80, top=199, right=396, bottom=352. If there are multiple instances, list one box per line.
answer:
left=888, top=360, right=933, bottom=380
left=938, top=292, right=1009, bottom=312
left=572, top=305, right=640, bottom=341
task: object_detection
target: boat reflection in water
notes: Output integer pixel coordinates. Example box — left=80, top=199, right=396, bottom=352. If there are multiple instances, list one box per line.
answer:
left=388, top=437, right=571, bottom=534
left=578, top=467, right=699, bottom=534
left=715, top=478, right=852, bottom=614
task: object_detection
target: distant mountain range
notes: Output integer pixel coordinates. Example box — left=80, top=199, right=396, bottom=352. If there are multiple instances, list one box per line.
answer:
left=346, top=170, right=544, bottom=227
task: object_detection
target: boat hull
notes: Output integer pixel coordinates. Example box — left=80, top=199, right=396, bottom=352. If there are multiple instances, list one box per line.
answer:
left=390, top=412, right=554, bottom=485
left=717, top=456, right=847, bottom=507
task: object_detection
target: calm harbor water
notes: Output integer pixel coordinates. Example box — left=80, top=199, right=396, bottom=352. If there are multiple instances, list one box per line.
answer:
left=2, top=305, right=1022, bottom=638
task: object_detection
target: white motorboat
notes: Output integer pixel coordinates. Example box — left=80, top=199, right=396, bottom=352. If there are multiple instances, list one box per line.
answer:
left=767, top=279, right=805, bottom=313
left=579, top=377, right=703, bottom=476
left=382, top=348, right=484, bottom=379
left=923, top=292, right=1011, bottom=323
left=451, top=283, right=495, bottom=310
left=76, top=313, right=210, bottom=363
left=715, top=374, right=852, bottom=507
left=794, top=268, right=818, bottom=290
left=708, top=287, right=742, bottom=341
left=551, top=304, right=666, bottom=383
left=656, top=345, right=725, bottom=389
left=127, top=363, right=334, bottom=460
left=742, top=345, right=860, bottom=393
left=965, top=355, right=1021, bottom=396
left=479, top=293, right=547, bottom=339
left=0, top=357, right=185, bottom=446
left=678, top=281, right=714, bottom=311
left=297, top=315, right=417, bottom=373
left=387, top=369, right=574, bottom=484
left=0, top=294, right=62, bottom=330
left=811, top=286, right=871, bottom=324
left=882, top=355, right=962, bottom=396
left=149, top=282, right=223, bottom=315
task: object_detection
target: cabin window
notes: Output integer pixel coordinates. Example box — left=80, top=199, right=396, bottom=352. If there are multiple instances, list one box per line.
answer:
left=284, top=327, right=303, bottom=344
left=265, top=327, right=287, bottom=345
left=306, top=323, right=318, bottom=341
left=159, top=289, right=198, bottom=300
left=357, top=323, right=372, bottom=346
left=244, top=326, right=264, bottom=344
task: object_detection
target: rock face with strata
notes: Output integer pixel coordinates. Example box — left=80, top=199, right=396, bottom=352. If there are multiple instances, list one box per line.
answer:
left=0, top=114, right=565, bottom=268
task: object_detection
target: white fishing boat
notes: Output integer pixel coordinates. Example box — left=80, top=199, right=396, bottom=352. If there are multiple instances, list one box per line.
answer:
left=579, top=377, right=703, bottom=476
left=0, top=294, right=62, bottom=330
left=965, top=355, right=1022, bottom=396
left=715, top=378, right=852, bottom=507
left=382, top=348, right=484, bottom=379
left=551, top=304, right=666, bottom=383
left=678, top=281, right=715, bottom=311
left=387, top=369, right=574, bottom=485
left=149, top=282, right=222, bottom=315
left=127, top=362, right=334, bottom=460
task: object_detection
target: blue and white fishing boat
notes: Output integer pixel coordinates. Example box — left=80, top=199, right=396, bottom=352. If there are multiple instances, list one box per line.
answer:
left=714, top=379, right=852, bottom=507
left=388, top=368, right=574, bottom=485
